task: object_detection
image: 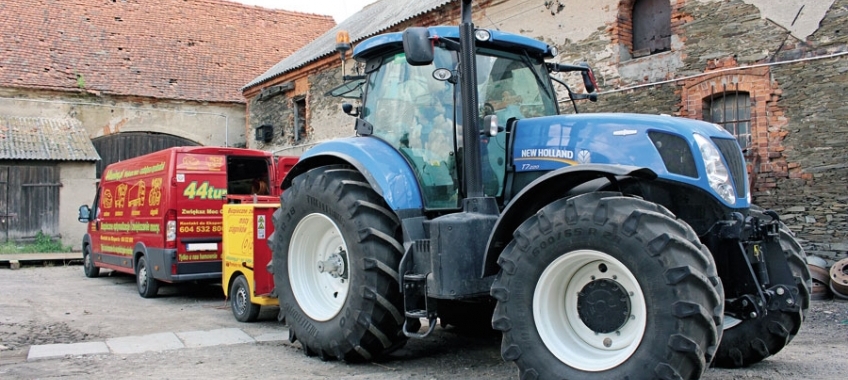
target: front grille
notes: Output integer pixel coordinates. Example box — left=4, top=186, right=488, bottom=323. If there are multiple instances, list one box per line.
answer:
left=649, top=131, right=697, bottom=178
left=711, top=137, right=746, bottom=198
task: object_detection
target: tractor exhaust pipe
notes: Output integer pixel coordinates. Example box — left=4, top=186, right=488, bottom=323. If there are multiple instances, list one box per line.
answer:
left=458, top=0, right=484, bottom=199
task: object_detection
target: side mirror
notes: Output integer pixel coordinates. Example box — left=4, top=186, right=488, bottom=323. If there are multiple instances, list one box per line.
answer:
left=342, top=103, right=359, bottom=117
left=78, top=205, right=91, bottom=223
left=402, top=27, right=434, bottom=66
left=579, top=62, right=598, bottom=93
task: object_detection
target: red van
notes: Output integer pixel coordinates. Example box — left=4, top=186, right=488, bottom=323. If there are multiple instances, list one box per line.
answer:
left=78, top=147, right=278, bottom=298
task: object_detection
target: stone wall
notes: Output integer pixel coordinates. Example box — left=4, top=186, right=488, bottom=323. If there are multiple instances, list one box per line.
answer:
left=246, top=0, right=847, bottom=262
left=550, top=0, right=848, bottom=262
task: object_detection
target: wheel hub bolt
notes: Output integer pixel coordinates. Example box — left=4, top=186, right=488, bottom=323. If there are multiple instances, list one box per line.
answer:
left=776, top=287, right=785, bottom=295
left=317, top=253, right=345, bottom=278
left=750, top=312, right=758, bottom=318
left=603, top=338, right=612, bottom=348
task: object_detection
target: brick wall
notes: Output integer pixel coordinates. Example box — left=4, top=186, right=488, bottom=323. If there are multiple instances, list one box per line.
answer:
left=594, top=0, right=848, bottom=262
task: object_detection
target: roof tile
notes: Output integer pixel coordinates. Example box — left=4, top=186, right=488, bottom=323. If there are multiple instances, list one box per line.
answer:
left=245, top=0, right=451, bottom=89
left=0, top=0, right=335, bottom=103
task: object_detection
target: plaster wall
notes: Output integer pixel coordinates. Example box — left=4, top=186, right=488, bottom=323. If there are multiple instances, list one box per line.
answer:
left=58, top=162, right=97, bottom=251
left=0, top=88, right=245, bottom=147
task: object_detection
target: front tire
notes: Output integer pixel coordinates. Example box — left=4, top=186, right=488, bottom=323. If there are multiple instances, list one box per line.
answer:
left=269, top=165, right=406, bottom=361
left=492, top=192, right=723, bottom=379
left=83, top=245, right=100, bottom=278
left=713, top=208, right=811, bottom=368
left=136, top=255, right=159, bottom=298
left=231, top=275, right=261, bottom=322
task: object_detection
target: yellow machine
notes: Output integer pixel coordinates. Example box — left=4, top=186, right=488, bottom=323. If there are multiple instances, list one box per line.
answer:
left=222, top=202, right=279, bottom=322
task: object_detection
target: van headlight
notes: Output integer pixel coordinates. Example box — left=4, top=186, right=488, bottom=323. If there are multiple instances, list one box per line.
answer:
left=694, top=134, right=735, bottom=205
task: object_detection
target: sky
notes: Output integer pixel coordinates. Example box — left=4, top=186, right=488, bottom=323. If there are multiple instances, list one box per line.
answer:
left=231, top=0, right=379, bottom=23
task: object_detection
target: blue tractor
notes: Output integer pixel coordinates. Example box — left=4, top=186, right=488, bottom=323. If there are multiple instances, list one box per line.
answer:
left=268, top=1, right=810, bottom=378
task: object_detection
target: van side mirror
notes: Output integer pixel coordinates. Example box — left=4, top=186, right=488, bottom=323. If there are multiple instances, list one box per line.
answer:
left=78, top=205, right=91, bottom=223
left=403, top=27, right=434, bottom=66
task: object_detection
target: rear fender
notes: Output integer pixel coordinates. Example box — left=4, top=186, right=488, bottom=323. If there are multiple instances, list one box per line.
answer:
left=281, top=137, right=423, bottom=211
left=481, top=164, right=656, bottom=277
left=133, top=242, right=148, bottom=272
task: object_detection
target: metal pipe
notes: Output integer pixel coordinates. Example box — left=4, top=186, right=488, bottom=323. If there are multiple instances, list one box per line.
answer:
left=458, top=0, right=483, bottom=199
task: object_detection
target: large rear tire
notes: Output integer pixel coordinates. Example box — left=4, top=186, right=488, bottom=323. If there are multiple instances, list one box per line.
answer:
left=713, top=207, right=811, bottom=368
left=269, top=165, right=406, bottom=361
left=492, top=192, right=723, bottom=379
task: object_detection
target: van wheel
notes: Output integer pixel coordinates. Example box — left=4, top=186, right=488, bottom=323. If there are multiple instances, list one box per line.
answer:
left=83, top=245, right=100, bottom=278
left=231, top=275, right=261, bottom=322
left=136, top=256, right=159, bottom=298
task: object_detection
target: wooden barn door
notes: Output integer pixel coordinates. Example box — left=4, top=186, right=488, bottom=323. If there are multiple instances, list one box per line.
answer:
left=92, top=132, right=200, bottom=179
left=0, top=166, right=8, bottom=242
left=0, top=164, right=60, bottom=243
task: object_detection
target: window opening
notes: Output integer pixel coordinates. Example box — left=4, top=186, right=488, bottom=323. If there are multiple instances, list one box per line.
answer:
left=294, top=97, right=306, bottom=142
left=632, top=0, right=671, bottom=57
left=703, top=84, right=751, bottom=149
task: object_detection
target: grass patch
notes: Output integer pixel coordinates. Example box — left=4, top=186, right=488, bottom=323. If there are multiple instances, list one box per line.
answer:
left=0, top=232, right=72, bottom=254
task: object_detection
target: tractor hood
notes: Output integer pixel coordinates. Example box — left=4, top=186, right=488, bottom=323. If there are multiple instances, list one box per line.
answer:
left=511, top=113, right=748, bottom=206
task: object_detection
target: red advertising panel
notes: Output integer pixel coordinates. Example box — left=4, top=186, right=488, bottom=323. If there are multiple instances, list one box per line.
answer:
left=174, top=153, right=227, bottom=262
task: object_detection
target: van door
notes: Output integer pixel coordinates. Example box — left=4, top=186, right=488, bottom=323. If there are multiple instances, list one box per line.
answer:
left=174, top=153, right=227, bottom=273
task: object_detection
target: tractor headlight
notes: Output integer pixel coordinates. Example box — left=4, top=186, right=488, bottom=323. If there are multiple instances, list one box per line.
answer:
left=694, top=134, right=735, bottom=205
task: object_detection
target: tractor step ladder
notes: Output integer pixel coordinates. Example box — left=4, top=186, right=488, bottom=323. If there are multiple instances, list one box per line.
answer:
left=401, top=240, right=437, bottom=338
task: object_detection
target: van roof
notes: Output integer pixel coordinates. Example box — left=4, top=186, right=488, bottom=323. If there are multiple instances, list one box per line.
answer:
left=154, top=146, right=273, bottom=157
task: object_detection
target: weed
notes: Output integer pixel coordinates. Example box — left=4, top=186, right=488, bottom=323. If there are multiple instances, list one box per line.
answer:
left=0, top=232, right=72, bottom=254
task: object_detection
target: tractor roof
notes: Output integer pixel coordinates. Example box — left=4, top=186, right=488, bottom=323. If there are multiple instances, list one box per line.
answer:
left=353, top=26, right=556, bottom=61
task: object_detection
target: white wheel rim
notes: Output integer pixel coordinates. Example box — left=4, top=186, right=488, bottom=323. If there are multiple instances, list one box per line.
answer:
left=289, top=213, right=350, bottom=321
left=534, top=249, right=647, bottom=372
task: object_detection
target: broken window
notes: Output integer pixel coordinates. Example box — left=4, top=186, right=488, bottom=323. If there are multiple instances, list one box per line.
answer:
left=632, top=0, right=671, bottom=57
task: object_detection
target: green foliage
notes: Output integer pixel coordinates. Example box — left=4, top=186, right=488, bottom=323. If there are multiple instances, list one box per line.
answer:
left=0, top=232, right=72, bottom=254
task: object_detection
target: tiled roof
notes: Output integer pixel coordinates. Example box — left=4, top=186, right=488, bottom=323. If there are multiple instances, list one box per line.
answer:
left=244, top=0, right=452, bottom=89
left=0, top=116, right=101, bottom=161
left=0, top=0, right=335, bottom=103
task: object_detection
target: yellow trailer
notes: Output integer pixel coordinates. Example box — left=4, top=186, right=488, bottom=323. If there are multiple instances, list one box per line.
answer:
left=222, top=202, right=279, bottom=322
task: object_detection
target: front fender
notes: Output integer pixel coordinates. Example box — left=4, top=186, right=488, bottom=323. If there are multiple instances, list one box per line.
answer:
left=481, top=164, right=656, bottom=277
left=282, top=137, right=423, bottom=211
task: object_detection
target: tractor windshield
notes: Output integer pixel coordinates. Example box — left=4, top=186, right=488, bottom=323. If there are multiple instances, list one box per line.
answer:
left=362, top=46, right=556, bottom=209
left=363, top=47, right=459, bottom=209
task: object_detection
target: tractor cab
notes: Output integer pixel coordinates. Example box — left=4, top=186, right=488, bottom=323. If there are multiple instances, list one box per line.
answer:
left=334, top=27, right=563, bottom=210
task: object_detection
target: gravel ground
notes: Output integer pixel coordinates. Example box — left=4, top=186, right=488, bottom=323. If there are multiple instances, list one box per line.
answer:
left=1, top=263, right=847, bottom=379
